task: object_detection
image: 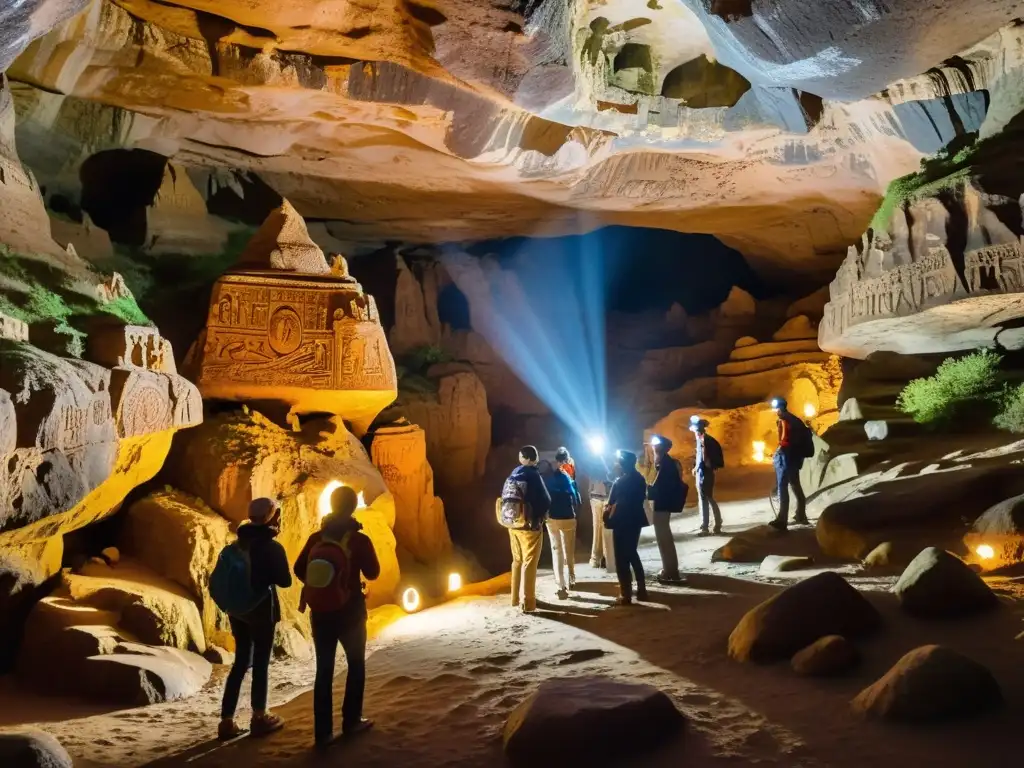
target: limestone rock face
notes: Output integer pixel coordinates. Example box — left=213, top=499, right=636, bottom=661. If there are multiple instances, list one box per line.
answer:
left=893, top=547, right=998, bottom=618
left=396, top=371, right=491, bottom=492
left=193, top=203, right=397, bottom=434
left=0, top=341, right=200, bottom=557
left=503, top=676, right=684, bottom=765
left=369, top=421, right=451, bottom=564
left=389, top=252, right=443, bottom=357
left=852, top=645, right=1003, bottom=722
left=0, top=550, right=56, bottom=673
left=728, top=572, right=881, bottom=663
left=169, top=410, right=401, bottom=615
left=0, top=730, right=73, bottom=768
left=145, top=163, right=234, bottom=256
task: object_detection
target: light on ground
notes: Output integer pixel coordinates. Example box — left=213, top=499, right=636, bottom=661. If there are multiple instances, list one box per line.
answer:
left=401, top=587, right=421, bottom=612
left=752, top=440, right=766, bottom=463
left=318, top=481, right=369, bottom=518
left=803, top=403, right=817, bottom=418
left=447, top=572, right=462, bottom=592
left=588, top=434, right=606, bottom=454
left=976, top=544, right=995, bottom=560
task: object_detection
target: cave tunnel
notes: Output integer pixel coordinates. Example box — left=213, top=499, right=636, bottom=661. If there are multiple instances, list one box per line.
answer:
left=79, top=148, right=168, bottom=246
left=438, top=281, right=471, bottom=330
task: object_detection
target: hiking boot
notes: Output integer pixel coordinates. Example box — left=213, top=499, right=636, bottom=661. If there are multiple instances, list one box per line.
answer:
left=696, top=528, right=712, bottom=537
left=656, top=570, right=681, bottom=584
left=568, top=576, right=577, bottom=589
left=589, top=558, right=601, bottom=568
left=768, top=519, right=789, bottom=533
left=343, top=718, right=374, bottom=737
left=556, top=588, right=569, bottom=600
left=614, top=595, right=632, bottom=606
left=250, top=712, right=284, bottom=738
left=520, top=603, right=537, bottom=614
left=636, top=588, right=649, bottom=602
left=793, top=516, right=810, bottom=526
left=712, top=527, right=723, bottom=535
left=218, top=719, right=246, bottom=741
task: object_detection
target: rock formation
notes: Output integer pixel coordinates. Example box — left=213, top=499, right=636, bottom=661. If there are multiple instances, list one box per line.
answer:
left=368, top=420, right=451, bottom=564
left=192, top=201, right=397, bottom=434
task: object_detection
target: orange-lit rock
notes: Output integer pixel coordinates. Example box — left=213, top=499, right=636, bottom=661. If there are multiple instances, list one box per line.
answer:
left=369, top=419, right=451, bottom=564
left=192, top=202, right=397, bottom=434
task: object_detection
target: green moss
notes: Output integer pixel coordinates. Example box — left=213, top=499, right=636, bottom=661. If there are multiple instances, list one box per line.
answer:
left=870, top=135, right=982, bottom=232
left=896, top=349, right=1003, bottom=425
left=994, top=383, right=1024, bottom=433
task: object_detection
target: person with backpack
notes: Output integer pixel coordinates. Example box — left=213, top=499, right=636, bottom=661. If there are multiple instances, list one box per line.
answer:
left=294, top=485, right=380, bottom=749
left=769, top=397, right=812, bottom=531
left=212, top=497, right=292, bottom=740
left=690, top=416, right=724, bottom=536
left=496, top=445, right=551, bottom=613
left=554, top=447, right=576, bottom=481
left=543, top=455, right=581, bottom=599
left=646, top=435, right=686, bottom=582
left=604, top=450, right=649, bottom=605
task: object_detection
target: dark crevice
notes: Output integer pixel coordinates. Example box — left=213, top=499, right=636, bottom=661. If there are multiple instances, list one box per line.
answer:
left=614, top=43, right=653, bottom=73
left=438, top=282, right=471, bottom=330
left=710, top=0, right=753, bottom=22
left=79, top=149, right=167, bottom=246
left=205, top=172, right=282, bottom=226
left=405, top=1, right=447, bottom=26
left=345, top=26, right=373, bottom=40
left=798, top=91, right=825, bottom=128
left=940, top=188, right=969, bottom=291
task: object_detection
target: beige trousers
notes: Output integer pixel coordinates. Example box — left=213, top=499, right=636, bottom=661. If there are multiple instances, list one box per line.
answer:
left=590, top=499, right=605, bottom=566
left=545, top=518, right=577, bottom=590
left=509, top=529, right=543, bottom=611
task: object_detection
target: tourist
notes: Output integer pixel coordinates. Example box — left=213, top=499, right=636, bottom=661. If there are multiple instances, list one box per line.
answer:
left=499, top=445, right=551, bottom=613
left=218, top=498, right=291, bottom=740
left=769, top=397, right=810, bottom=531
left=294, top=485, right=380, bottom=748
left=646, top=435, right=686, bottom=582
left=690, top=416, right=724, bottom=536
left=544, top=455, right=582, bottom=599
left=604, top=450, right=649, bottom=604
left=555, top=446, right=576, bottom=481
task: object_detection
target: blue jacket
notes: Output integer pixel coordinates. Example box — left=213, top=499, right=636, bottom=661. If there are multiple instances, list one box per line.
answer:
left=509, top=464, right=551, bottom=530
left=544, top=469, right=581, bottom=520
left=607, top=468, right=650, bottom=530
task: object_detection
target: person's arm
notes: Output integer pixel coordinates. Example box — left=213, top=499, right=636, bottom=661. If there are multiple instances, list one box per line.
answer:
left=357, top=533, right=381, bottom=581
left=532, top=472, right=551, bottom=517
left=293, top=533, right=316, bottom=583
left=569, top=476, right=581, bottom=506
left=269, top=540, right=293, bottom=589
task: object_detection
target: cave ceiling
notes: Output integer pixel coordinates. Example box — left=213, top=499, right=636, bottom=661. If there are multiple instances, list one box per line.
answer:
left=2, top=0, right=1023, bottom=281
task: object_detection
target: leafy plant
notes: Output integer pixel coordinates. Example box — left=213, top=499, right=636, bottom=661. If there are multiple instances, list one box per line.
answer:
left=403, top=344, right=451, bottom=373
left=994, top=383, right=1024, bottom=433
left=896, top=349, right=1003, bottom=425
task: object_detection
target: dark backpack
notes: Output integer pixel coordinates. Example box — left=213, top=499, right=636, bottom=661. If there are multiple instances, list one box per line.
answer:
left=787, top=414, right=815, bottom=459
left=496, top=474, right=532, bottom=529
left=704, top=435, right=725, bottom=470
left=301, top=534, right=353, bottom=613
left=209, top=542, right=266, bottom=617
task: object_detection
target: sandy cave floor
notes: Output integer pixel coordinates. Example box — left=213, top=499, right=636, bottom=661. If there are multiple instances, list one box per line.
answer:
left=2, top=475, right=1024, bottom=767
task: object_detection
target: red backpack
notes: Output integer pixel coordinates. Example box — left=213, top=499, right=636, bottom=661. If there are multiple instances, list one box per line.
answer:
left=301, top=533, right=353, bottom=613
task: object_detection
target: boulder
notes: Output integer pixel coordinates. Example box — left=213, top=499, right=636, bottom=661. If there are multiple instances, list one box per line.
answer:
left=759, top=555, right=814, bottom=574
left=963, top=492, right=1024, bottom=569
left=734, top=336, right=758, bottom=348
left=893, top=547, right=998, bottom=618
left=864, top=420, right=889, bottom=440
left=791, top=635, right=859, bottom=676
left=720, top=286, right=756, bottom=317
left=862, top=541, right=894, bottom=569
left=838, top=398, right=864, bottom=421
left=101, top=546, right=120, bottom=565
left=0, top=730, right=73, bottom=768
left=852, top=645, right=1003, bottom=721
left=83, top=644, right=212, bottom=706
left=203, top=645, right=234, bottom=665
left=503, top=676, right=684, bottom=764
left=120, top=490, right=233, bottom=646
left=728, top=571, right=881, bottom=663
left=712, top=525, right=815, bottom=564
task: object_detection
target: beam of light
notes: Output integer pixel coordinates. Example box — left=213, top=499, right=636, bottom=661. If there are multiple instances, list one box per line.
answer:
left=441, top=220, right=608, bottom=441
left=401, top=587, right=421, bottom=612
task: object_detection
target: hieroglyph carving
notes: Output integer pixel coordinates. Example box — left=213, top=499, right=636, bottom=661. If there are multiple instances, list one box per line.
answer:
left=965, top=240, right=1024, bottom=294
left=197, top=272, right=396, bottom=393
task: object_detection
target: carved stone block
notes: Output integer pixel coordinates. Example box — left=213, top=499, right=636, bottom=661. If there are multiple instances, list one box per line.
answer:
left=0, top=311, right=28, bottom=342
left=87, top=323, right=176, bottom=374
left=109, top=368, right=174, bottom=439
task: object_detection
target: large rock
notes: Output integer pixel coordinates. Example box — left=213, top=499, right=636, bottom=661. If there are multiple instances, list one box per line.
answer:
left=712, top=525, right=815, bottom=564
left=144, top=162, right=234, bottom=256
left=791, top=635, right=859, bottom=677
left=169, top=411, right=400, bottom=617
left=852, top=645, right=1003, bottom=722
left=963, top=492, right=1024, bottom=569
left=892, top=547, right=998, bottom=618
left=0, top=730, right=72, bottom=768
left=368, top=420, right=451, bottom=564
left=728, top=572, right=882, bottom=663
left=120, top=490, right=233, bottom=647
left=503, top=676, right=684, bottom=764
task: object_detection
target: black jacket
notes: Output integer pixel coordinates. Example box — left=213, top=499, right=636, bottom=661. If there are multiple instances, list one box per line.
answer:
left=648, top=456, right=686, bottom=512
left=237, top=522, right=292, bottom=626
left=607, top=468, right=650, bottom=530
left=509, top=464, right=551, bottom=530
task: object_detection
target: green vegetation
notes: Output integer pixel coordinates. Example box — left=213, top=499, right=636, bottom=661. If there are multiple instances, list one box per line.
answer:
left=995, top=383, right=1024, bottom=433
left=870, top=135, right=981, bottom=232
left=896, top=349, right=1004, bottom=425
left=394, top=344, right=455, bottom=399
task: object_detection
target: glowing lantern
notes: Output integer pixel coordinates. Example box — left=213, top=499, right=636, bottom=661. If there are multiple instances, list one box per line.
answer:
left=803, top=403, right=817, bottom=419
left=447, top=572, right=462, bottom=593
left=976, top=544, right=995, bottom=560
left=318, top=480, right=368, bottom=518
left=752, top=441, right=766, bottom=463
left=401, top=587, right=421, bottom=612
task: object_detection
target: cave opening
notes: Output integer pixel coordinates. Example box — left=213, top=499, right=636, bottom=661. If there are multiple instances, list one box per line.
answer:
left=438, top=281, right=471, bottom=331
left=79, top=149, right=168, bottom=246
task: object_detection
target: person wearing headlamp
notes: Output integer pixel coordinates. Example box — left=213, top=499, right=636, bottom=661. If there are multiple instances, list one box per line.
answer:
left=646, top=434, right=686, bottom=582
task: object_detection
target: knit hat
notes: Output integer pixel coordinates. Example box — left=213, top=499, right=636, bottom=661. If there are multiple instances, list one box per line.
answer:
left=248, top=497, right=279, bottom=524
